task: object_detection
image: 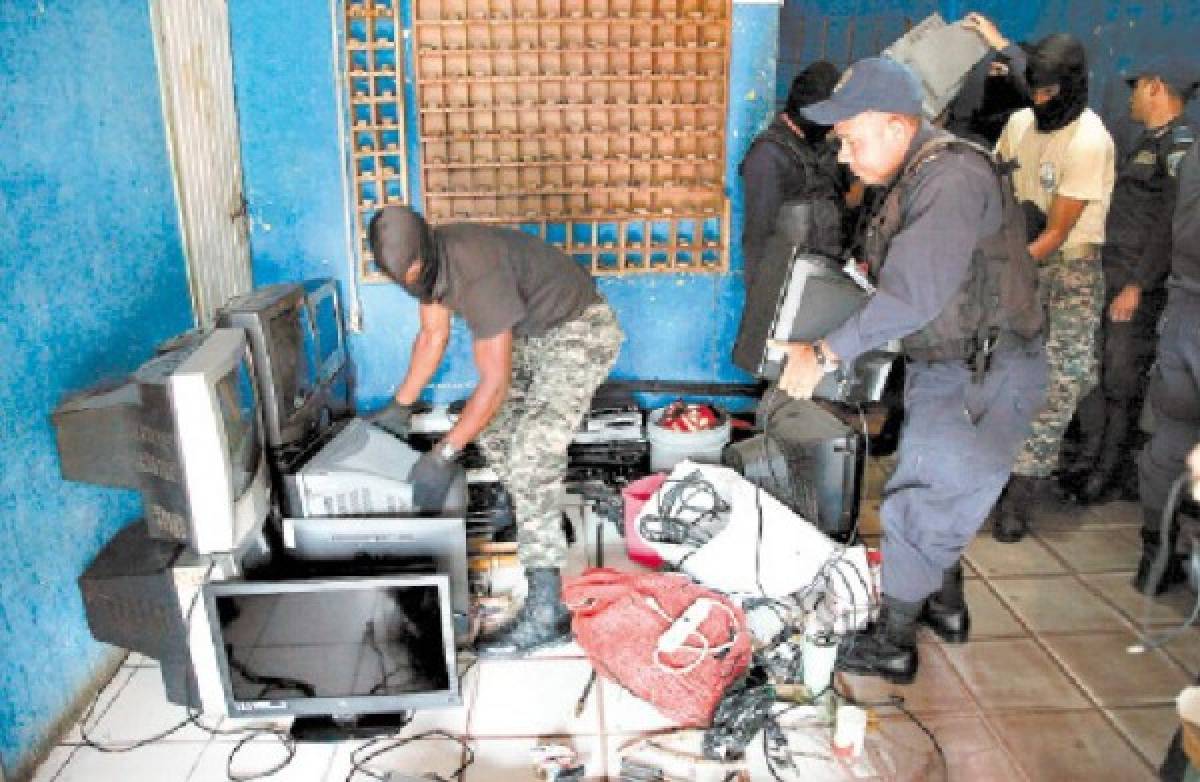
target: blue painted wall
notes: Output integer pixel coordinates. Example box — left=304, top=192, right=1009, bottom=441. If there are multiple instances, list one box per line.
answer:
left=229, top=0, right=780, bottom=413
left=0, top=1, right=192, bottom=775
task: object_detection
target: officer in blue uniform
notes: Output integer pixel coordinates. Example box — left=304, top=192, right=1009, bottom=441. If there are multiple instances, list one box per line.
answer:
left=1067, top=58, right=1198, bottom=504
left=1137, top=130, right=1200, bottom=594
left=773, top=58, right=1047, bottom=683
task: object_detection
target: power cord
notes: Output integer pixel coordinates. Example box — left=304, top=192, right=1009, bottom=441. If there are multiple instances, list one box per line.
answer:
left=346, top=728, right=473, bottom=782
left=1130, top=473, right=1200, bottom=656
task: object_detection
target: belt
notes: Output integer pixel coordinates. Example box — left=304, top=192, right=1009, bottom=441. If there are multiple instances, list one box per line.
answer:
left=1058, top=244, right=1100, bottom=262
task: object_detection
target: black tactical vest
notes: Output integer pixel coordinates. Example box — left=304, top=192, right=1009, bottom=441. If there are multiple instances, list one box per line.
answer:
left=865, top=133, right=1044, bottom=364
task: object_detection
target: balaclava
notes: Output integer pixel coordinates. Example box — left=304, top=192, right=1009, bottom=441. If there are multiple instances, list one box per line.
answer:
left=784, top=60, right=842, bottom=142
left=368, top=205, right=441, bottom=302
left=1025, top=34, right=1089, bottom=133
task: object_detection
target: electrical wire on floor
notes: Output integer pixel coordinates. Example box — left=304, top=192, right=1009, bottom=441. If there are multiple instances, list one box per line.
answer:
left=346, top=728, right=474, bottom=782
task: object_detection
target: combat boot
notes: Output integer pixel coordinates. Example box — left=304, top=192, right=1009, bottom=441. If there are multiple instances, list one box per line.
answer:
left=1133, top=509, right=1188, bottom=596
left=836, top=595, right=922, bottom=684
left=476, top=567, right=573, bottom=657
left=993, top=475, right=1037, bottom=543
left=1076, top=401, right=1130, bottom=504
left=919, top=561, right=970, bottom=643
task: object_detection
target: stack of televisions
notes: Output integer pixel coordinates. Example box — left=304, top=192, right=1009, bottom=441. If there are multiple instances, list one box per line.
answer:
left=408, top=0, right=731, bottom=274
left=55, top=280, right=474, bottom=738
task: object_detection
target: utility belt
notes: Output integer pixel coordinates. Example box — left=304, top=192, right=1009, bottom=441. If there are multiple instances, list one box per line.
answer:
left=1051, top=244, right=1101, bottom=263
left=905, top=331, right=1037, bottom=381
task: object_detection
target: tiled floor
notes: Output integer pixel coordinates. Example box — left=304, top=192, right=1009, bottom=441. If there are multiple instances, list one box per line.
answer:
left=31, top=485, right=1199, bottom=781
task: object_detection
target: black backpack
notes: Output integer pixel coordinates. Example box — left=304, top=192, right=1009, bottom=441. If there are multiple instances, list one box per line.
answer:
left=865, top=133, right=1044, bottom=365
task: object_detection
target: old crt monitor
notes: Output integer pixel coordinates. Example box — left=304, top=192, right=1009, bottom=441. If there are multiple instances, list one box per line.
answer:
left=135, top=328, right=271, bottom=554
left=218, top=280, right=352, bottom=452
left=304, top=277, right=354, bottom=421
left=283, top=418, right=467, bottom=517
left=203, top=575, right=460, bottom=720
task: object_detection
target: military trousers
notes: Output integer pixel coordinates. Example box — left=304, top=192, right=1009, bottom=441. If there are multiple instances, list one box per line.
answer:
left=1013, top=256, right=1105, bottom=478
left=477, top=299, right=624, bottom=569
left=881, top=343, right=1047, bottom=602
left=1139, top=289, right=1200, bottom=516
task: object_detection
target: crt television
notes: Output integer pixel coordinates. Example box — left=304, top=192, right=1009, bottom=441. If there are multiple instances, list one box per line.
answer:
left=203, top=574, right=460, bottom=718
left=135, top=328, right=271, bottom=554
left=217, top=278, right=353, bottom=453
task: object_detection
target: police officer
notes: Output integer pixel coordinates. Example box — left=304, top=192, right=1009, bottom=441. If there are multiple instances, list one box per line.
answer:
left=992, top=33, right=1116, bottom=542
left=1067, top=58, right=1198, bottom=504
left=1137, top=134, right=1200, bottom=595
left=367, top=205, right=624, bottom=655
left=738, top=61, right=843, bottom=288
left=774, top=58, right=1047, bottom=683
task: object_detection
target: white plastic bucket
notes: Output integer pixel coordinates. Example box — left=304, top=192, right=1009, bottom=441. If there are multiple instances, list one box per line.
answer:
left=646, top=405, right=732, bottom=472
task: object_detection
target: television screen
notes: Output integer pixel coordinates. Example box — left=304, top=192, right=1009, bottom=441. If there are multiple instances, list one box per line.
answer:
left=135, top=328, right=271, bottom=554
left=204, top=575, right=460, bottom=717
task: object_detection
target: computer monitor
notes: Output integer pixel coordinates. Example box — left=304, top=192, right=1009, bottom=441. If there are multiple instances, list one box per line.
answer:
left=217, top=284, right=322, bottom=451
left=302, top=278, right=354, bottom=422
left=135, top=328, right=271, bottom=554
left=202, top=574, right=460, bottom=719
left=283, top=418, right=467, bottom=518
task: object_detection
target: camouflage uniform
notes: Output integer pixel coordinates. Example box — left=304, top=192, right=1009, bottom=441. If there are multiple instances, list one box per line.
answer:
left=477, top=300, right=624, bottom=568
left=1012, top=253, right=1105, bottom=477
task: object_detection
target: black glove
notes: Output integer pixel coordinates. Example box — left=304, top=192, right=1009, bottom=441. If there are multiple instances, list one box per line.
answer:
left=367, top=400, right=415, bottom=439
left=410, top=448, right=461, bottom=512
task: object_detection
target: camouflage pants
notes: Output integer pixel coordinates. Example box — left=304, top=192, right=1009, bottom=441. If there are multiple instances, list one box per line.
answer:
left=477, top=300, right=624, bottom=568
left=1013, top=257, right=1105, bottom=477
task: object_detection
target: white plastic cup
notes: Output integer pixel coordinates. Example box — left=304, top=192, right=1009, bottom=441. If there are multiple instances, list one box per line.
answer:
left=801, top=636, right=838, bottom=696
left=832, top=703, right=868, bottom=758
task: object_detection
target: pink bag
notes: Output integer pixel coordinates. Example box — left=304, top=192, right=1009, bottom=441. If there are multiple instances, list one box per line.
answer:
left=621, top=473, right=668, bottom=568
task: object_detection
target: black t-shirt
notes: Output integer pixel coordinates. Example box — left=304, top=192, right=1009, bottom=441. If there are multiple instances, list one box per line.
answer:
left=433, top=223, right=600, bottom=338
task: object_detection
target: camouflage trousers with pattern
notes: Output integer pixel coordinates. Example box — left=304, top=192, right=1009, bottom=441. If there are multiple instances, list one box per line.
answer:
left=477, top=299, right=624, bottom=568
left=1013, top=256, right=1105, bottom=477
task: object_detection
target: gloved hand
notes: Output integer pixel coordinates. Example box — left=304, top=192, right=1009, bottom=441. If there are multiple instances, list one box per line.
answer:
left=410, top=447, right=462, bottom=512
left=367, top=400, right=415, bottom=439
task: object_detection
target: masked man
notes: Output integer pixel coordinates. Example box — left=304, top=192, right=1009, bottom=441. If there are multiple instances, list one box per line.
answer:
left=368, top=206, right=624, bottom=655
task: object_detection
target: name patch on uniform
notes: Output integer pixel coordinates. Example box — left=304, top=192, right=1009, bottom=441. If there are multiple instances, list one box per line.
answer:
left=1133, top=150, right=1157, bottom=165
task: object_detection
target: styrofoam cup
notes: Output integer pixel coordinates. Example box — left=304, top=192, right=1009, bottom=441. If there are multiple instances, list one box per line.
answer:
left=801, top=636, right=838, bottom=696
left=833, top=703, right=867, bottom=758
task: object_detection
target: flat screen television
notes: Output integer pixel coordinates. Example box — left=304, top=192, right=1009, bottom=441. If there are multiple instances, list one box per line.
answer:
left=135, top=328, right=271, bottom=554
left=202, top=574, right=460, bottom=719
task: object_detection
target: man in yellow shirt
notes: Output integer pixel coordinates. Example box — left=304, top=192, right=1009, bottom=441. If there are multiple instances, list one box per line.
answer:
left=990, top=32, right=1116, bottom=542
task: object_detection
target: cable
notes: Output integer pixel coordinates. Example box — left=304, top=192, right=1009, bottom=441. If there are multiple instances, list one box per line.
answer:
left=831, top=679, right=948, bottom=781
left=1129, top=473, right=1197, bottom=655
left=346, top=728, right=474, bottom=782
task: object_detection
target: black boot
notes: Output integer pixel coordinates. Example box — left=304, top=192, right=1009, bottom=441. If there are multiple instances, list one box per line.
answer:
left=1076, top=401, right=1129, bottom=505
left=1062, top=392, right=1106, bottom=495
left=836, top=596, right=922, bottom=684
left=993, top=475, right=1037, bottom=543
left=1133, top=509, right=1188, bottom=596
left=476, top=567, right=572, bottom=657
left=920, top=562, right=970, bottom=643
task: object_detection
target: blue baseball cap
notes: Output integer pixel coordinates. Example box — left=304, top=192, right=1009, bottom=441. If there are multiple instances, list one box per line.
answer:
left=1124, top=56, right=1200, bottom=100
left=800, top=57, right=924, bottom=125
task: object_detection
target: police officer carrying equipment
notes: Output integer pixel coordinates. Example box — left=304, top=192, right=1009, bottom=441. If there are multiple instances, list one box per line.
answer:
left=991, top=33, right=1116, bottom=542
left=1137, top=132, right=1200, bottom=595
left=367, top=205, right=624, bottom=655
left=1067, top=57, right=1198, bottom=505
left=773, top=58, right=1048, bottom=683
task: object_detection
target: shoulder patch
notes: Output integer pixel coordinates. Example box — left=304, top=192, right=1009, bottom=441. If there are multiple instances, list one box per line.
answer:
left=1170, top=125, right=1196, bottom=147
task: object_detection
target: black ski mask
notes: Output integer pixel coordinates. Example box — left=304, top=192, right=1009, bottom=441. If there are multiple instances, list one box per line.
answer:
left=368, top=205, right=441, bottom=302
left=1025, top=34, right=1089, bottom=133
left=784, top=60, right=841, bottom=142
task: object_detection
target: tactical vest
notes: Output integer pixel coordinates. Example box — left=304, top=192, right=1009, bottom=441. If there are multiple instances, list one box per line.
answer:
left=865, top=133, right=1044, bottom=364
left=743, top=121, right=844, bottom=257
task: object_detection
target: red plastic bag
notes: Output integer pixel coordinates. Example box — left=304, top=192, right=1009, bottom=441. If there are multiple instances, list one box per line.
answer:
left=563, top=569, right=752, bottom=726
left=621, top=473, right=668, bottom=569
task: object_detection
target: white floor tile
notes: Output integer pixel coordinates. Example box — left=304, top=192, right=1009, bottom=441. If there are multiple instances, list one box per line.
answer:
left=52, top=742, right=207, bottom=782
left=597, top=676, right=689, bottom=735
left=463, top=734, right=606, bottom=781
left=62, top=668, right=134, bottom=744
left=189, top=736, right=336, bottom=781
left=29, top=745, right=77, bottom=782
left=467, top=658, right=601, bottom=737
left=81, top=667, right=213, bottom=744
left=324, top=731, right=469, bottom=781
